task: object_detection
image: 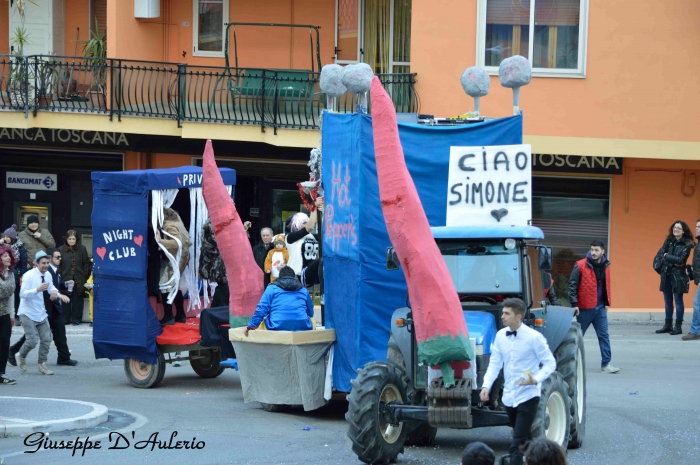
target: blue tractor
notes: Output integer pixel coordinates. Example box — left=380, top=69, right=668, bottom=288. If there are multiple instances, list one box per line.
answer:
left=345, top=225, right=586, bottom=464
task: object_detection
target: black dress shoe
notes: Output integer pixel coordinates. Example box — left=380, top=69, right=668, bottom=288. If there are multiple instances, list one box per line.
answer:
left=175, top=317, right=187, bottom=324
left=57, top=359, right=78, bottom=366
left=72, top=321, right=81, bottom=326
left=160, top=317, right=175, bottom=326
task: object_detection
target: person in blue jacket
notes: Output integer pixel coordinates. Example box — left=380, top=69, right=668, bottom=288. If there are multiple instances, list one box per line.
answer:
left=244, top=266, right=314, bottom=335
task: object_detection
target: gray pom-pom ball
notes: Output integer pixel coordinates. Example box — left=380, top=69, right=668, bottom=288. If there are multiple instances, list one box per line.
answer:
left=460, top=66, right=490, bottom=98
left=320, top=64, right=347, bottom=98
left=498, top=55, right=531, bottom=88
left=341, top=63, right=374, bottom=94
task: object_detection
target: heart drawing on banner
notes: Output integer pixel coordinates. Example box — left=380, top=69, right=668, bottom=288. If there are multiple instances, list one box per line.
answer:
left=134, top=235, right=143, bottom=247
left=491, top=208, right=509, bottom=222
left=96, top=247, right=107, bottom=260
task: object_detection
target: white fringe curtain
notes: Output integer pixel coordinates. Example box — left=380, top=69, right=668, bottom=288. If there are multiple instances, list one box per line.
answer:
left=151, top=184, right=234, bottom=311
left=151, top=189, right=181, bottom=304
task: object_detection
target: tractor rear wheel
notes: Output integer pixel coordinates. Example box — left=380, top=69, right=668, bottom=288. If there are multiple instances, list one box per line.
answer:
left=554, top=321, right=586, bottom=448
left=347, top=361, right=409, bottom=464
left=531, top=372, right=571, bottom=450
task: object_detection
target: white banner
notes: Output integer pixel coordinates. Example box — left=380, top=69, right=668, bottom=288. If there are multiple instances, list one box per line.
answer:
left=6, top=171, right=57, bottom=191
left=446, top=144, right=531, bottom=227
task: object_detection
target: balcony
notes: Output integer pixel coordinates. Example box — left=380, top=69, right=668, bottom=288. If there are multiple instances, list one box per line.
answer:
left=0, top=55, right=419, bottom=134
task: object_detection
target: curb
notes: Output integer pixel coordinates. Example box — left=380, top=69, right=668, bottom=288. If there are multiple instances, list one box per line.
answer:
left=0, top=397, right=109, bottom=438
left=607, top=312, right=670, bottom=325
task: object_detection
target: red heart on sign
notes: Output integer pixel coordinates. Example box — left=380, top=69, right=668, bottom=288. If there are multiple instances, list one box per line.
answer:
left=96, top=247, right=107, bottom=260
left=134, top=235, right=143, bottom=247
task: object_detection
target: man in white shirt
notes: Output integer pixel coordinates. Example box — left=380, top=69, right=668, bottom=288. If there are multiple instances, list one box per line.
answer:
left=17, top=250, right=70, bottom=375
left=479, top=298, right=556, bottom=465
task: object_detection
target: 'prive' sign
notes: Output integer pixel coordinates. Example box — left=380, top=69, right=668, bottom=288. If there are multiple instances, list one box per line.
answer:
left=446, top=144, right=532, bottom=227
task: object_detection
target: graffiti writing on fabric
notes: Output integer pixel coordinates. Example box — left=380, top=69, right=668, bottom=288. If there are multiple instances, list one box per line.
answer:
left=325, top=161, right=357, bottom=251
left=446, top=144, right=532, bottom=227
left=96, top=229, right=143, bottom=261
left=177, top=174, right=203, bottom=187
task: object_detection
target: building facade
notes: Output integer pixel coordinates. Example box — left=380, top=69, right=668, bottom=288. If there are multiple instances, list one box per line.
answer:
left=1, top=0, right=699, bottom=311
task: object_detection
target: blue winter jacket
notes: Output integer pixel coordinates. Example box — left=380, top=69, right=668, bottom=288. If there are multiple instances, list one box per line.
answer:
left=248, top=276, right=314, bottom=331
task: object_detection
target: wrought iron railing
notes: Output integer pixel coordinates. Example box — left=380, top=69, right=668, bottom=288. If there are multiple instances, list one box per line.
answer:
left=0, top=55, right=419, bottom=132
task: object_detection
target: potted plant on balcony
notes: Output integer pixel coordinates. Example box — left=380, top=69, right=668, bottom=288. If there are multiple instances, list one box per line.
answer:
left=36, top=58, right=58, bottom=106
left=79, top=18, right=107, bottom=108
left=7, top=26, right=34, bottom=107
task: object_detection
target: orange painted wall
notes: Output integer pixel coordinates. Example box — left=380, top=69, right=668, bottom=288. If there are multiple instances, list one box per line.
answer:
left=107, top=0, right=164, bottom=62
left=0, top=4, right=8, bottom=55
left=610, top=158, right=700, bottom=309
left=93, top=0, right=336, bottom=68
left=411, top=0, right=700, bottom=143
left=65, top=0, right=90, bottom=56
left=151, top=152, right=192, bottom=168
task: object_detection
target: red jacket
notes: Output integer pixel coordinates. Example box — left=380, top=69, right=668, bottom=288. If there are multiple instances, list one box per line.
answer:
left=573, top=257, right=611, bottom=309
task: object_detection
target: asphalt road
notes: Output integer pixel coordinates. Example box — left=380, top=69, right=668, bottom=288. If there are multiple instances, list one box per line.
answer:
left=0, top=324, right=699, bottom=465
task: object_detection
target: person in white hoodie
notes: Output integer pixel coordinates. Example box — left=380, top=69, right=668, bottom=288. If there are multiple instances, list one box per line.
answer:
left=285, top=197, right=323, bottom=288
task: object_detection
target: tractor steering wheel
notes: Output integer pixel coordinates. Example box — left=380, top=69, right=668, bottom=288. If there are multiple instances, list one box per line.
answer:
left=459, top=295, right=499, bottom=305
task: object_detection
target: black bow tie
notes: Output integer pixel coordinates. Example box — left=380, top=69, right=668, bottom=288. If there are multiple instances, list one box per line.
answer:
left=506, top=330, right=517, bottom=337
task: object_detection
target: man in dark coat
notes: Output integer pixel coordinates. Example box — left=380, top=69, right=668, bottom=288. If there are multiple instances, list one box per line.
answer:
left=252, top=227, right=274, bottom=287
left=9, top=248, right=78, bottom=367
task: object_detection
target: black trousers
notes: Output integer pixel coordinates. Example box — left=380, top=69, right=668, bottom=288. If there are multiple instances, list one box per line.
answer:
left=11, top=310, right=71, bottom=363
left=211, top=285, right=229, bottom=308
left=0, top=314, right=11, bottom=375
left=64, top=288, right=84, bottom=324
left=505, top=396, right=540, bottom=464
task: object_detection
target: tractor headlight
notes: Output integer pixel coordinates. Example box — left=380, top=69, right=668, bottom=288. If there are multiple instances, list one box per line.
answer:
left=504, top=239, right=516, bottom=250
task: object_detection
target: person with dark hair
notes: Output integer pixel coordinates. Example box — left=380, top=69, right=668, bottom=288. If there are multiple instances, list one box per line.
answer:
left=0, top=245, right=17, bottom=384
left=568, top=240, right=620, bottom=373
left=3, top=224, right=27, bottom=325
left=9, top=248, right=78, bottom=367
left=683, top=219, right=700, bottom=341
left=460, top=441, right=495, bottom=465
left=243, top=266, right=314, bottom=336
left=199, top=219, right=229, bottom=308
left=58, top=229, right=91, bottom=325
left=522, top=438, right=568, bottom=465
left=17, top=215, right=55, bottom=266
left=543, top=272, right=559, bottom=306
left=480, top=298, right=556, bottom=465
left=654, top=221, right=694, bottom=335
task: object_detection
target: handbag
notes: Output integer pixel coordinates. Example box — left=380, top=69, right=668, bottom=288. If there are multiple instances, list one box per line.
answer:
left=653, top=243, right=667, bottom=275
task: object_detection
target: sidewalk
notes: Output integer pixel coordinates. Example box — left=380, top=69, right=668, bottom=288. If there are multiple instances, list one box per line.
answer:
left=0, top=397, right=108, bottom=438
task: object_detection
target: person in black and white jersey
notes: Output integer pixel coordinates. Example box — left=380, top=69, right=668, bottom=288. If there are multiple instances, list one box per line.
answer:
left=285, top=197, right=323, bottom=288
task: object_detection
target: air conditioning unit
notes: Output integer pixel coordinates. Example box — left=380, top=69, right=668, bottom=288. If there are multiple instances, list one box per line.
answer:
left=134, top=0, right=160, bottom=18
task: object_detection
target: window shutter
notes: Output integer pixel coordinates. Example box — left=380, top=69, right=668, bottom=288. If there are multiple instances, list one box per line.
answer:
left=93, top=0, right=107, bottom=33
left=534, top=0, right=579, bottom=26
left=486, top=0, right=531, bottom=26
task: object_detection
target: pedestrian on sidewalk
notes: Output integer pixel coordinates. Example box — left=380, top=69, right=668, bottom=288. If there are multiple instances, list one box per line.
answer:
left=568, top=240, right=620, bottom=373
left=17, top=215, right=55, bottom=266
left=654, top=221, right=694, bottom=335
left=480, top=298, right=556, bottom=465
left=683, top=219, right=700, bottom=341
left=3, top=224, right=27, bottom=325
left=252, top=227, right=274, bottom=287
left=0, top=246, right=17, bottom=385
left=15, top=251, right=70, bottom=375
left=58, top=230, right=91, bottom=326
left=10, top=249, right=79, bottom=367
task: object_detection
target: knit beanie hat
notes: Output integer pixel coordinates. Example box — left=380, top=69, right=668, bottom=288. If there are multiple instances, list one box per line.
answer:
left=273, top=234, right=286, bottom=246
left=26, top=215, right=40, bottom=226
left=3, top=224, right=17, bottom=240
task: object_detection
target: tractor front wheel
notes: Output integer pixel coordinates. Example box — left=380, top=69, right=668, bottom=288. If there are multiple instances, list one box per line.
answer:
left=346, top=362, right=409, bottom=464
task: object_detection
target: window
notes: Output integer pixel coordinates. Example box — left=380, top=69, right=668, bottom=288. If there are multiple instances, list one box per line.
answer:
left=193, top=0, right=229, bottom=57
left=476, top=0, right=588, bottom=77
left=335, top=0, right=412, bottom=74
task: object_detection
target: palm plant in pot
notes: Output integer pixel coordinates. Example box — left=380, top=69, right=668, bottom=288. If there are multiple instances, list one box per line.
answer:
left=79, top=18, right=107, bottom=109
left=8, top=26, right=34, bottom=107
